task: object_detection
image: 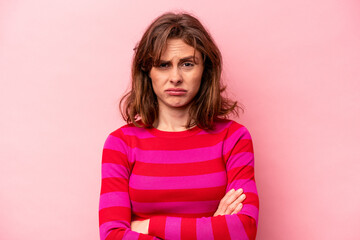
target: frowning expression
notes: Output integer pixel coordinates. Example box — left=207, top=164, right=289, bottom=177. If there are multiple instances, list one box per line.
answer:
left=149, top=38, right=204, bottom=112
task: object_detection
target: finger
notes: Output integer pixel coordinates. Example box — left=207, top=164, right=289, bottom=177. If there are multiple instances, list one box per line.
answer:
left=216, top=188, right=243, bottom=216
left=216, top=189, right=236, bottom=214
left=230, top=202, right=243, bottom=215
left=214, top=189, right=237, bottom=216
left=222, top=188, right=243, bottom=210
left=226, top=194, right=246, bottom=215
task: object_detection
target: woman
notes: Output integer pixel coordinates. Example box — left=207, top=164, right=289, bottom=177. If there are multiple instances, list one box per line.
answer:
left=99, top=12, right=259, bottom=240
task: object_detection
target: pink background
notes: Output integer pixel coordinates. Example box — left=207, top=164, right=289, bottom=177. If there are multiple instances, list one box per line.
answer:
left=1, top=0, right=360, bottom=239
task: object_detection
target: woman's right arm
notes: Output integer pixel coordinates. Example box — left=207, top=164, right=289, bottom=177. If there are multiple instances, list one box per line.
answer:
left=99, top=133, right=160, bottom=240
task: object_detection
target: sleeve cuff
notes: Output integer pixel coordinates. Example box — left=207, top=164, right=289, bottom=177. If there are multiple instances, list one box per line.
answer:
left=148, top=216, right=167, bottom=239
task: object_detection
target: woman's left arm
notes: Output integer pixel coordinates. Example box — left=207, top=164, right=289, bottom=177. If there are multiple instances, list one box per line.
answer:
left=144, top=125, right=260, bottom=240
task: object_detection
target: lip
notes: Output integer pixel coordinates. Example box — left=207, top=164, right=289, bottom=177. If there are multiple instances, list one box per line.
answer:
left=165, top=88, right=187, bottom=96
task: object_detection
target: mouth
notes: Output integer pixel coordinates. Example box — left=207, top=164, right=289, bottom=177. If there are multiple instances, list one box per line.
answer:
left=165, top=88, right=187, bottom=96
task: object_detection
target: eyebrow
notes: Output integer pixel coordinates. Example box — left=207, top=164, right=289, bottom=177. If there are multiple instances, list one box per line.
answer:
left=159, top=56, right=199, bottom=62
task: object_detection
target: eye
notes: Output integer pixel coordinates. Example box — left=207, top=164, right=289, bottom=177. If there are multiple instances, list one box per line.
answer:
left=182, top=62, right=194, bottom=68
left=158, top=63, right=169, bottom=68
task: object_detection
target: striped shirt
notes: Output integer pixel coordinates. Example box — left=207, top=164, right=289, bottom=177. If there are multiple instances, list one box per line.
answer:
left=99, top=119, right=259, bottom=240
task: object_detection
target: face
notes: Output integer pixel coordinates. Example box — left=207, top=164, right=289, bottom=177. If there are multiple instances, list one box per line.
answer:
left=149, top=38, right=204, bottom=113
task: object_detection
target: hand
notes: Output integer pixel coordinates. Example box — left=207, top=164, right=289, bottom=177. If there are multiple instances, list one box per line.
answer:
left=130, top=219, right=150, bottom=234
left=213, top=188, right=246, bottom=216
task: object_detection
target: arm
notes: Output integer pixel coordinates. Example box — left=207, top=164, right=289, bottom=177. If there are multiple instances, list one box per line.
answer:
left=148, top=125, right=259, bottom=240
left=99, top=133, right=161, bottom=240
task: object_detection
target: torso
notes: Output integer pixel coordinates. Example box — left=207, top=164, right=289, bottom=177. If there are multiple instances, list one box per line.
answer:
left=119, top=119, right=238, bottom=220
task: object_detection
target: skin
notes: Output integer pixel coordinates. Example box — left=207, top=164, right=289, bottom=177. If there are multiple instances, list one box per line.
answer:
left=149, top=38, right=204, bottom=131
left=130, top=39, right=246, bottom=234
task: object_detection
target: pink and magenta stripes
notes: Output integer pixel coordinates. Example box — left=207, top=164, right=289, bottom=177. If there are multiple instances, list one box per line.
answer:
left=99, top=119, right=259, bottom=240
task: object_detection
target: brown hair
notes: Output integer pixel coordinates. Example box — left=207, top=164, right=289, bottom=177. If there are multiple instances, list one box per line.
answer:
left=120, top=12, right=241, bottom=129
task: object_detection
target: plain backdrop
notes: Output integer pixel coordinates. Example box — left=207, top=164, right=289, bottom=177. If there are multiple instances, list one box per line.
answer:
left=1, top=0, right=360, bottom=239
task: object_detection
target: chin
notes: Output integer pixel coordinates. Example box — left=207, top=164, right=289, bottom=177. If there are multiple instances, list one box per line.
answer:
left=167, top=103, right=189, bottom=109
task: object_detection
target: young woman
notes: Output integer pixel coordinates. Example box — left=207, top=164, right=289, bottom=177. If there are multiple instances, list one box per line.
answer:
left=99, top=12, right=259, bottom=240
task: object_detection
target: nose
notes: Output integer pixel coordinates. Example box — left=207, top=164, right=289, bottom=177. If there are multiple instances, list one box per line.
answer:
left=169, top=67, right=183, bottom=85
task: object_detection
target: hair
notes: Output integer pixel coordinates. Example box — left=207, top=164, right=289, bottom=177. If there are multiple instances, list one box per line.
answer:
left=120, top=12, right=242, bottom=130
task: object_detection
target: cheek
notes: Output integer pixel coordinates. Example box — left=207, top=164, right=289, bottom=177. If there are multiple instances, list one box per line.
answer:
left=149, top=71, right=160, bottom=92
left=151, top=80, right=160, bottom=96
left=149, top=71, right=164, bottom=85
left=194, top=71, right=203, bottom=89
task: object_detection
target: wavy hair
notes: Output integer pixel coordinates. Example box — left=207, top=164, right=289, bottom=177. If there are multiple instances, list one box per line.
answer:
left=120, top=12, right=241, bottom=129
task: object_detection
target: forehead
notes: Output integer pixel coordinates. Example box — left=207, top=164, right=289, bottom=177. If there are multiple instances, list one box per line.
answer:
left=160, top=39, right=201, bottom=60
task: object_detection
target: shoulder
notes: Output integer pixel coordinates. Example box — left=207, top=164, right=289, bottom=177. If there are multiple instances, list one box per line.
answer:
left=106, top=120, right=152, bottom=140
left=103, top=121, right=148, bottom=152
left=213, top=118, right=250, bottom=132
left=212, top=118, right=252, bottom=141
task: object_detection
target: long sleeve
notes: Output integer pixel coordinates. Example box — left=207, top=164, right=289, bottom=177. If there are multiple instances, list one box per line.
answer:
left=99, top=133, right=161, bottom=240
left=147, top=125, right=259, bottom=240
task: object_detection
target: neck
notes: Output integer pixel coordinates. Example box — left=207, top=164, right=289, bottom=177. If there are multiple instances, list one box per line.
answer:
left=153, top=104, right=194, bottom=131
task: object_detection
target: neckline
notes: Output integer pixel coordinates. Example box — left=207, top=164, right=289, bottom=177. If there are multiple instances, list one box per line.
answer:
left=146, top=125, right=202, bottom=138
